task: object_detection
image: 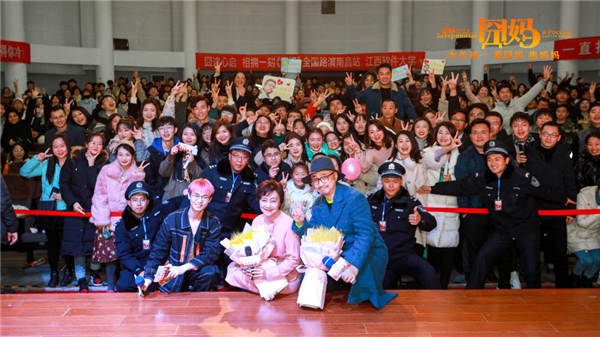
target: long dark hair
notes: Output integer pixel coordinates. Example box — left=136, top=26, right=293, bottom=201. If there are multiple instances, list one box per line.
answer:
left=250, top=115, right=274, bottom=141
left=412, top=117, right=435, bottom=147
left=433, top=121, right=458, bottom=145
left=284, top=132, right=308, bottom=163
left=389, top=130, right=422, bottom=163
left=209, top=121, right=234, bottom=162
left=136, top=98, right=162, bottom=131
left=365, top=120, right=393, bottom=150
left=46, top=133, right=70, bottom=185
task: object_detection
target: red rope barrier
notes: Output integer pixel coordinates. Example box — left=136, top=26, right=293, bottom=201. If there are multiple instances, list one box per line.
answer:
left=14, top=208, right=600, bottom=219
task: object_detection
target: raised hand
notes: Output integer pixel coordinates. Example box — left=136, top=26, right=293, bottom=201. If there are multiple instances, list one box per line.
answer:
left=225, top=80, right=233, bottom=97
left=137, top=160, right=150, bottom=173
left=352, top=98, right=362, bottom=114
left=64, top=98, right=73, bottom=114
left=280, top=172, right=289, bottom=187
left=590, top=82, right=597, bottom=95
left=290, top=202, right=305, bottom=225
left=36, top=148, right=52, bottom=161
left=406, top=65, right=415, bottom=85
left=400, top=120, right=411, bottom=131
left=428, top=70, right=436, bottom=88
left=447, top=72, right=459, bottom=90
left=131, top=78, right=139, bottom=98
left=344, top=72, right=353, bottom=86
left=450, top=132, right=462, bottom=150
left=543, top=65, right=553, bottom=82
left=214, top=60, right=222, bottom=76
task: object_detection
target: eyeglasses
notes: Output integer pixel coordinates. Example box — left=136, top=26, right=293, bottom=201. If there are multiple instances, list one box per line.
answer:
left=311, top=172, right=334, bottom=185
left=190, top=194, right=211, bottom=201
left=451, top=118, right=466, bottom=123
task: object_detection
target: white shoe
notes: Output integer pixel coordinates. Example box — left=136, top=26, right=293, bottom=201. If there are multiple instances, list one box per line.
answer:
left=510, top=271, right=522, bottom=289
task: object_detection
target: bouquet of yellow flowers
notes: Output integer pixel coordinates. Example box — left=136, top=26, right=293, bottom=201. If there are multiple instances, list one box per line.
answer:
left=297, top=226, right=345, bottom=309
left=221, top=224, right=287, bottom=300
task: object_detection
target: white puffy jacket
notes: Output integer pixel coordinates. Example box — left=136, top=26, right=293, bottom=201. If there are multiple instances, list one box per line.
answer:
left=422, top=145, right=460, bottom=248
left=568, top=186, right=600, bottom=253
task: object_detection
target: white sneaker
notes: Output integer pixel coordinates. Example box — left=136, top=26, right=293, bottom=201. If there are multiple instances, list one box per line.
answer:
left=510, top=271, right=522, bottom=289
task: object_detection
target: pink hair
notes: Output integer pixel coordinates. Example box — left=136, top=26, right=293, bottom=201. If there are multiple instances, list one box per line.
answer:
left=187, top=178, right=215, bottom=196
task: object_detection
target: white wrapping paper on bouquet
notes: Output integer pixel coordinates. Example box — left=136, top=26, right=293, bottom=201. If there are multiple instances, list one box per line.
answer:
left=221, top=224, right=289, bottom=300
left=296, top=227, right=344, bottom=309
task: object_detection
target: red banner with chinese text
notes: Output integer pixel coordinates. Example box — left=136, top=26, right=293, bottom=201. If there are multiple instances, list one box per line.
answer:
left=196, top=52, right=425, bottom=71
left=0, top=40, right=31, bottom=64
left=553, top=36, right=600, bottom=60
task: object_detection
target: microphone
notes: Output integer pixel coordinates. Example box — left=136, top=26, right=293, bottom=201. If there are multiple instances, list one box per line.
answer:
left=245, top=246, right=253, bottom=257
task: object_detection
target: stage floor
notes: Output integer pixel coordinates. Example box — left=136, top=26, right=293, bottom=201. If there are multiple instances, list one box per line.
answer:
left=1, top=289, right=599, bottom=336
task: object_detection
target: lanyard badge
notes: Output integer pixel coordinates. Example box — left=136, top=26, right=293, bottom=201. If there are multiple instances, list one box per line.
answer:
left=494, top=178, right=502, bottom=211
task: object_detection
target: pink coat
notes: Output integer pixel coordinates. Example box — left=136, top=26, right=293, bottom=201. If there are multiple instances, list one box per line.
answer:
left=226, top=211, right=301, bottom=295
left=90, top=161, right=145, bottom=230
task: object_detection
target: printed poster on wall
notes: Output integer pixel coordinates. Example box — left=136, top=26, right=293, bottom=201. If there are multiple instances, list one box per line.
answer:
left=258, top=75, right=296, bottom=103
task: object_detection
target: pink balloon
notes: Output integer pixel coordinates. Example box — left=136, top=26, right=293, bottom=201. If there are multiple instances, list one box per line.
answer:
left=341, top=158, right=362, bottom=181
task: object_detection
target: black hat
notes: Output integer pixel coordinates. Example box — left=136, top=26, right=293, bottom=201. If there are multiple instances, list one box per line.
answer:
left=378, top=161, right=406, bottom=178
left=302, top=157, right=340, bottom=184
left=484, top=140, right=509, bottom=156
left=229, top=137, right=253, bottom=155
left=125, top=181, right=151, bottom=200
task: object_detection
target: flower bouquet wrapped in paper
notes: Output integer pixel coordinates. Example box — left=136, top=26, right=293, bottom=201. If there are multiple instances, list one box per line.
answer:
left=296, top=226, right=345, bottom=309
left=221, top=224, right=288, bottom=300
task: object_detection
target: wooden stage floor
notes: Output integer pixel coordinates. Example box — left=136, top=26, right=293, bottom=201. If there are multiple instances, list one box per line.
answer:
left=1, top=289, right=599, bottom=336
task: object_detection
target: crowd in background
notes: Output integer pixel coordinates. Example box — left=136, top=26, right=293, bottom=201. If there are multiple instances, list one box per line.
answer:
left=1, top=60, right=599, bottom=293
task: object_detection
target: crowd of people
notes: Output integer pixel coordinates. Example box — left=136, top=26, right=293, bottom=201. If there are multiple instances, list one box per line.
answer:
left=1, top=60, right=599, bottom=307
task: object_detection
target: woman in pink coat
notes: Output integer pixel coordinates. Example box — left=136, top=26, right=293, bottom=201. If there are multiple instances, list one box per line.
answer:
left=90, top=142, right=146, bottom=291
left=226, top=180, right=301, bottom=299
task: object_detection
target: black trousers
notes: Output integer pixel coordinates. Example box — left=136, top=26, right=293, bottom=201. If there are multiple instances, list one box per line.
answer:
left=40, top=216, right=64, bottom=271
left=540, top=215, right=570, bottom=288
left=426, top=246, right=455, bottom=289
left=384, top=253, right=441, bottom=289
left=467, top=229, right=540, bottom=289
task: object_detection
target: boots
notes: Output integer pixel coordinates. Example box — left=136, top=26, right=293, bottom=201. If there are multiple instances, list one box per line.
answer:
left=47, top=269, right=59, bottom=287
left=78, top=278, right=89, bottom=293
left=58, top=267, right=74, bottom=286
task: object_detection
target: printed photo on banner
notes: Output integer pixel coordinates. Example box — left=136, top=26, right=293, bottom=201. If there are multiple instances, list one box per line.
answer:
left=392, top=65, right=410, bottom=82
left=421, top=59, right=446, bottom=75
left=281, top=58, right=302, bottom=73
left=258, top=75, right=296, bottom=102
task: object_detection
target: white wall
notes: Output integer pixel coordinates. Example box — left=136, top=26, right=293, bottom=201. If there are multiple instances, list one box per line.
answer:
left=299, top=1, right=388, bottom=53
left=197, top=1, right=285, bottom=53
left=22, top=1, right=81, bottom=47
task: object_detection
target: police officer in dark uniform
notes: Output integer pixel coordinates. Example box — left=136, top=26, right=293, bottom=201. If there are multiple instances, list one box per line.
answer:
left=114, top=181, right=183, bottom=292
left=423, top=140, right=564, bottom=289
left=368, top=161, right=440, bottom=289
left=200, top=138, right=261, bottom=236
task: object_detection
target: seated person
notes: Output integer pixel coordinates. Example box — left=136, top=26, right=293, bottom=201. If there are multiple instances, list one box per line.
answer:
left=226, top=180, right=301, bottom=299
left=290, top=157, right=397, bottom=309
left=142, top=178, right=221, bottom=293
left=114, top=181, right=183, bottom=292
left=368, top=162, right=440, bottom=289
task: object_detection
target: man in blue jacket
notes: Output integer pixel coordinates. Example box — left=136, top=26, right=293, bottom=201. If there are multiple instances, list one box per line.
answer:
left=346, top=63, right=416, bottom=121
left=114, top=181, right=183, bottom=292
left=290, top=157, right=397, bottom=309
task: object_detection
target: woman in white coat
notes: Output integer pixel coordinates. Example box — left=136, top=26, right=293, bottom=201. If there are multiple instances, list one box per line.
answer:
left=419, top=121, right=462, bottom=288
